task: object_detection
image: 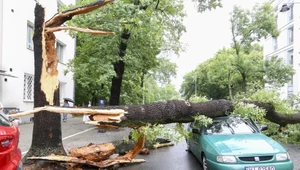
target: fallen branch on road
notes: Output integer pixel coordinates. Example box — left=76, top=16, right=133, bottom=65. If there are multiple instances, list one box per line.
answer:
left=27, top=155, right=146, bottom=169
left=27, top=134, right=147, bottom=169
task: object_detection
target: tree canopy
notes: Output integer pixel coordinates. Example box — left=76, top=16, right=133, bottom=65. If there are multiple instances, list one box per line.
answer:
left=180, top=2, right=294, bottom=100
left=65, top=0, right=186, bottom=105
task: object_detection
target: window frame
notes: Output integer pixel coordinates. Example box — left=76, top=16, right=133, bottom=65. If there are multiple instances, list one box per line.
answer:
left=59, top=82, right=66, bottom=103
left=27, top=23, right=34, bottom=50
left=272, top=37, right=278, bottom=50
left=287, top=4, right=293, bottom=21
left=56, top=41, right=65, bottom=63
left=57, top=0, right=63, bottom=12
left=23, top=73, right=34, bottom=101
left=287, top=50, right=293, bottom=87
left=287, top=26, right=294, bottom=45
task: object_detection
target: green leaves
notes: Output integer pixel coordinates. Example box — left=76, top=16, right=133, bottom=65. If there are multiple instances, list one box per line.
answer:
left=192, top=0, right=222, bottom=12
left=131, top=123, right=187, bottom=144
left=230, top=2, right=279, bottom=50
left=232, top=102, right=266, bottom=121
left=193, top=115, right=213, bottom=129
left=249, top=89, right=294, bottom=114
left=264, top=56, right=295, bottom=88
left=63, top=0, right=187, bottom=105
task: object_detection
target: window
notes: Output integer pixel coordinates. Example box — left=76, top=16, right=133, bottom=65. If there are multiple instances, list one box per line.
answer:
left=27, top=24, right=34, bottom=50
left=288, top=4, right=293, bottom=21
left=23, top=74, right=34, bottom=101
left=204, top=117, right=258, bottom=135
left=59, top=82, right=66, bottom=102
left=287, top=50, right=293, bottom=88
left=274, top=5, right=278, bottom=13
left=287, top=50, right=293, bottom=65
left=56, top=41, right=65, bottom=63
left=273, top=37, right=278, bottom=50
left=288, top=27, right=293, bottom=45
left=57, top=0, right=63, bottom=12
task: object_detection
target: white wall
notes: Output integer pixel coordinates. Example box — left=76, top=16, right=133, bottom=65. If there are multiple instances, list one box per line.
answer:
left=264, top=0, right=300, bottom=99
left=0, top=0, right=76, bottom=111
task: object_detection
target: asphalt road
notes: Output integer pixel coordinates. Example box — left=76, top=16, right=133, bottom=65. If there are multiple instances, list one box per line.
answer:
left=19, top=116, right=300, bottom=170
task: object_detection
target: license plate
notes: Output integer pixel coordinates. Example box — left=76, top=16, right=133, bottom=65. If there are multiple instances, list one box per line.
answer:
left=245, top=166, right=275, bottom=170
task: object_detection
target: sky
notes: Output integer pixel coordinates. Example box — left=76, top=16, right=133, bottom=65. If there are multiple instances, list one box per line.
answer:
left=171, top=0, right=266, bottom=90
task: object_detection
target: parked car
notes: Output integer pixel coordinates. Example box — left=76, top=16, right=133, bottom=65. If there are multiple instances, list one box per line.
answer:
left=0, top=112, right=23, bottom=170
left=186, top=115, right=293, bottom=170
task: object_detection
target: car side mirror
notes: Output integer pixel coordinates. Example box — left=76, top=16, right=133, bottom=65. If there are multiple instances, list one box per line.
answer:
left=192, top=128, right=201, bottom=134
left=260, top=125, right=268, bottom=131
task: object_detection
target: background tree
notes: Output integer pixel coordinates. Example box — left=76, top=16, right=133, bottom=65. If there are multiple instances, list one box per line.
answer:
left=230, top=2, right=279, bottom=93
left=66, top=0, right=186, bottom=106
left=180, top=45, right=294, bottom=100
left=180, top=2, right=294, bottom=100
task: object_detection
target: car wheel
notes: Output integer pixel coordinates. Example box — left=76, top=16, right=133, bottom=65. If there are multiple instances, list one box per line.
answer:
left=202, top=154, right=209, bottom=170
left=186, top=140, right=191, bottom=152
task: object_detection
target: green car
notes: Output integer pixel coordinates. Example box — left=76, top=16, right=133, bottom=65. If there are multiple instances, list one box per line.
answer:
left=186, top=116, right=293, bottom=170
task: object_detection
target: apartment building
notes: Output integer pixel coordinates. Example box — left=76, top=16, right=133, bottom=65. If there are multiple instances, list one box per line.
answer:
left=264, top=0, right=300, bottom=98
left=0, top=0, right=76, bottom=112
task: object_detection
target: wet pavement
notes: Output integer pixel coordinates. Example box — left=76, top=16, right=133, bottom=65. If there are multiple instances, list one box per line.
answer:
left=19, top=117, right=300, bottom=169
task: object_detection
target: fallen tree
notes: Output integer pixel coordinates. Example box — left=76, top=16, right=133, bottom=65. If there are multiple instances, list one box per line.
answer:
left=20, top=0, right=300, bottom=169
left=11, top=99, right=300, bottom=127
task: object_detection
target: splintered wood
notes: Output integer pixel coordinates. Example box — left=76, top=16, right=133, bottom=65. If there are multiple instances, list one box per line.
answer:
left=69, top=143, right=115, bottom=162
left=27, top=155, right=145, bottom=168
left=27, top=136, right=147, bottom=169
left=9, top=106, right=127, bottom=124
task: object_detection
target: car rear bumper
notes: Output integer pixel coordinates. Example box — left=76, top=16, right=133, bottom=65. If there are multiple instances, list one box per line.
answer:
left=16, top=160, right=23, bottom=170
left=207, top=159, right=293, bottom=170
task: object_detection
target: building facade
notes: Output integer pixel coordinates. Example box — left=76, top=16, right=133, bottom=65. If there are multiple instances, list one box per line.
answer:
left=264, top=0, right=300, bottom=98
left=0, top=0, right=76, bottom=112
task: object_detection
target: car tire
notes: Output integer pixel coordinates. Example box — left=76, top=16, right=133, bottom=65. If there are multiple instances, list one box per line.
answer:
left=202, top=154, right=209, bottom=170
left=186, top=140, right=191, bottom=152
left=186, top=144, right=191, bottom=152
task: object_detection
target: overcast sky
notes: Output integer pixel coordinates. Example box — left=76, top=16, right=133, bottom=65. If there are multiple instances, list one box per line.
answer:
left=171, top=0, right=266, bottom=90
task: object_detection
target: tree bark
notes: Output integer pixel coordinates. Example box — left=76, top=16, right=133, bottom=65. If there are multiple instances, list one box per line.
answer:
left=22, top=4, right=65, bottom=169
left=91, top=99, right=234, bottom=127
left=109, top=29, right=131, bottom=105
left=23, top=1, right=114, bottom=168
left=90, top=99, right=300, bottom=127
left=24, top=3, right=65, bottom=161
left=11, top=99, right=300, bottom=127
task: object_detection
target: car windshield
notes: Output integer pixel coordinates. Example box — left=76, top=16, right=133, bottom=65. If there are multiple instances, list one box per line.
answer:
left=205, top=117, right=258, bottom=135
left=0, top=112, right=11, bottom=127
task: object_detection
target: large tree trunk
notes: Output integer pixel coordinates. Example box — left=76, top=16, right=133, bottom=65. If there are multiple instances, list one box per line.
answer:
left=90, top=99, right=234, bottom=127
left=23, top=3, right=65, bottom=169
left=12, top=99, right=300, bottom=127
left=88, top=99, right=300, bottom=127
left=22, top=1, right=114, bottom=168
left=109, top=30, right=131, bottom=105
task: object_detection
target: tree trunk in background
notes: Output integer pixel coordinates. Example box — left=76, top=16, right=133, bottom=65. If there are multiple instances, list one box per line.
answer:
left=23, top=3, right=66, bottom=168
left=109, top=30, right=131, bottom=105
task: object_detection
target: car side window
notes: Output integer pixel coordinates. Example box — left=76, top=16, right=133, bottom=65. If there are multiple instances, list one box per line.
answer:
left=0, top=113, right=11, bottom=127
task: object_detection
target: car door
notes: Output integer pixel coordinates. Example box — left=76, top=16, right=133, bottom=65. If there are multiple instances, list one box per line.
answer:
left=189, top=123, right=203, bottom=161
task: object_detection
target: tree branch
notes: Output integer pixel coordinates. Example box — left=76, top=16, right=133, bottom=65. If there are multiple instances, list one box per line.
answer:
left=45, top=0, right=113, bottom=27
left=45, top=26, right=114, bottom=35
